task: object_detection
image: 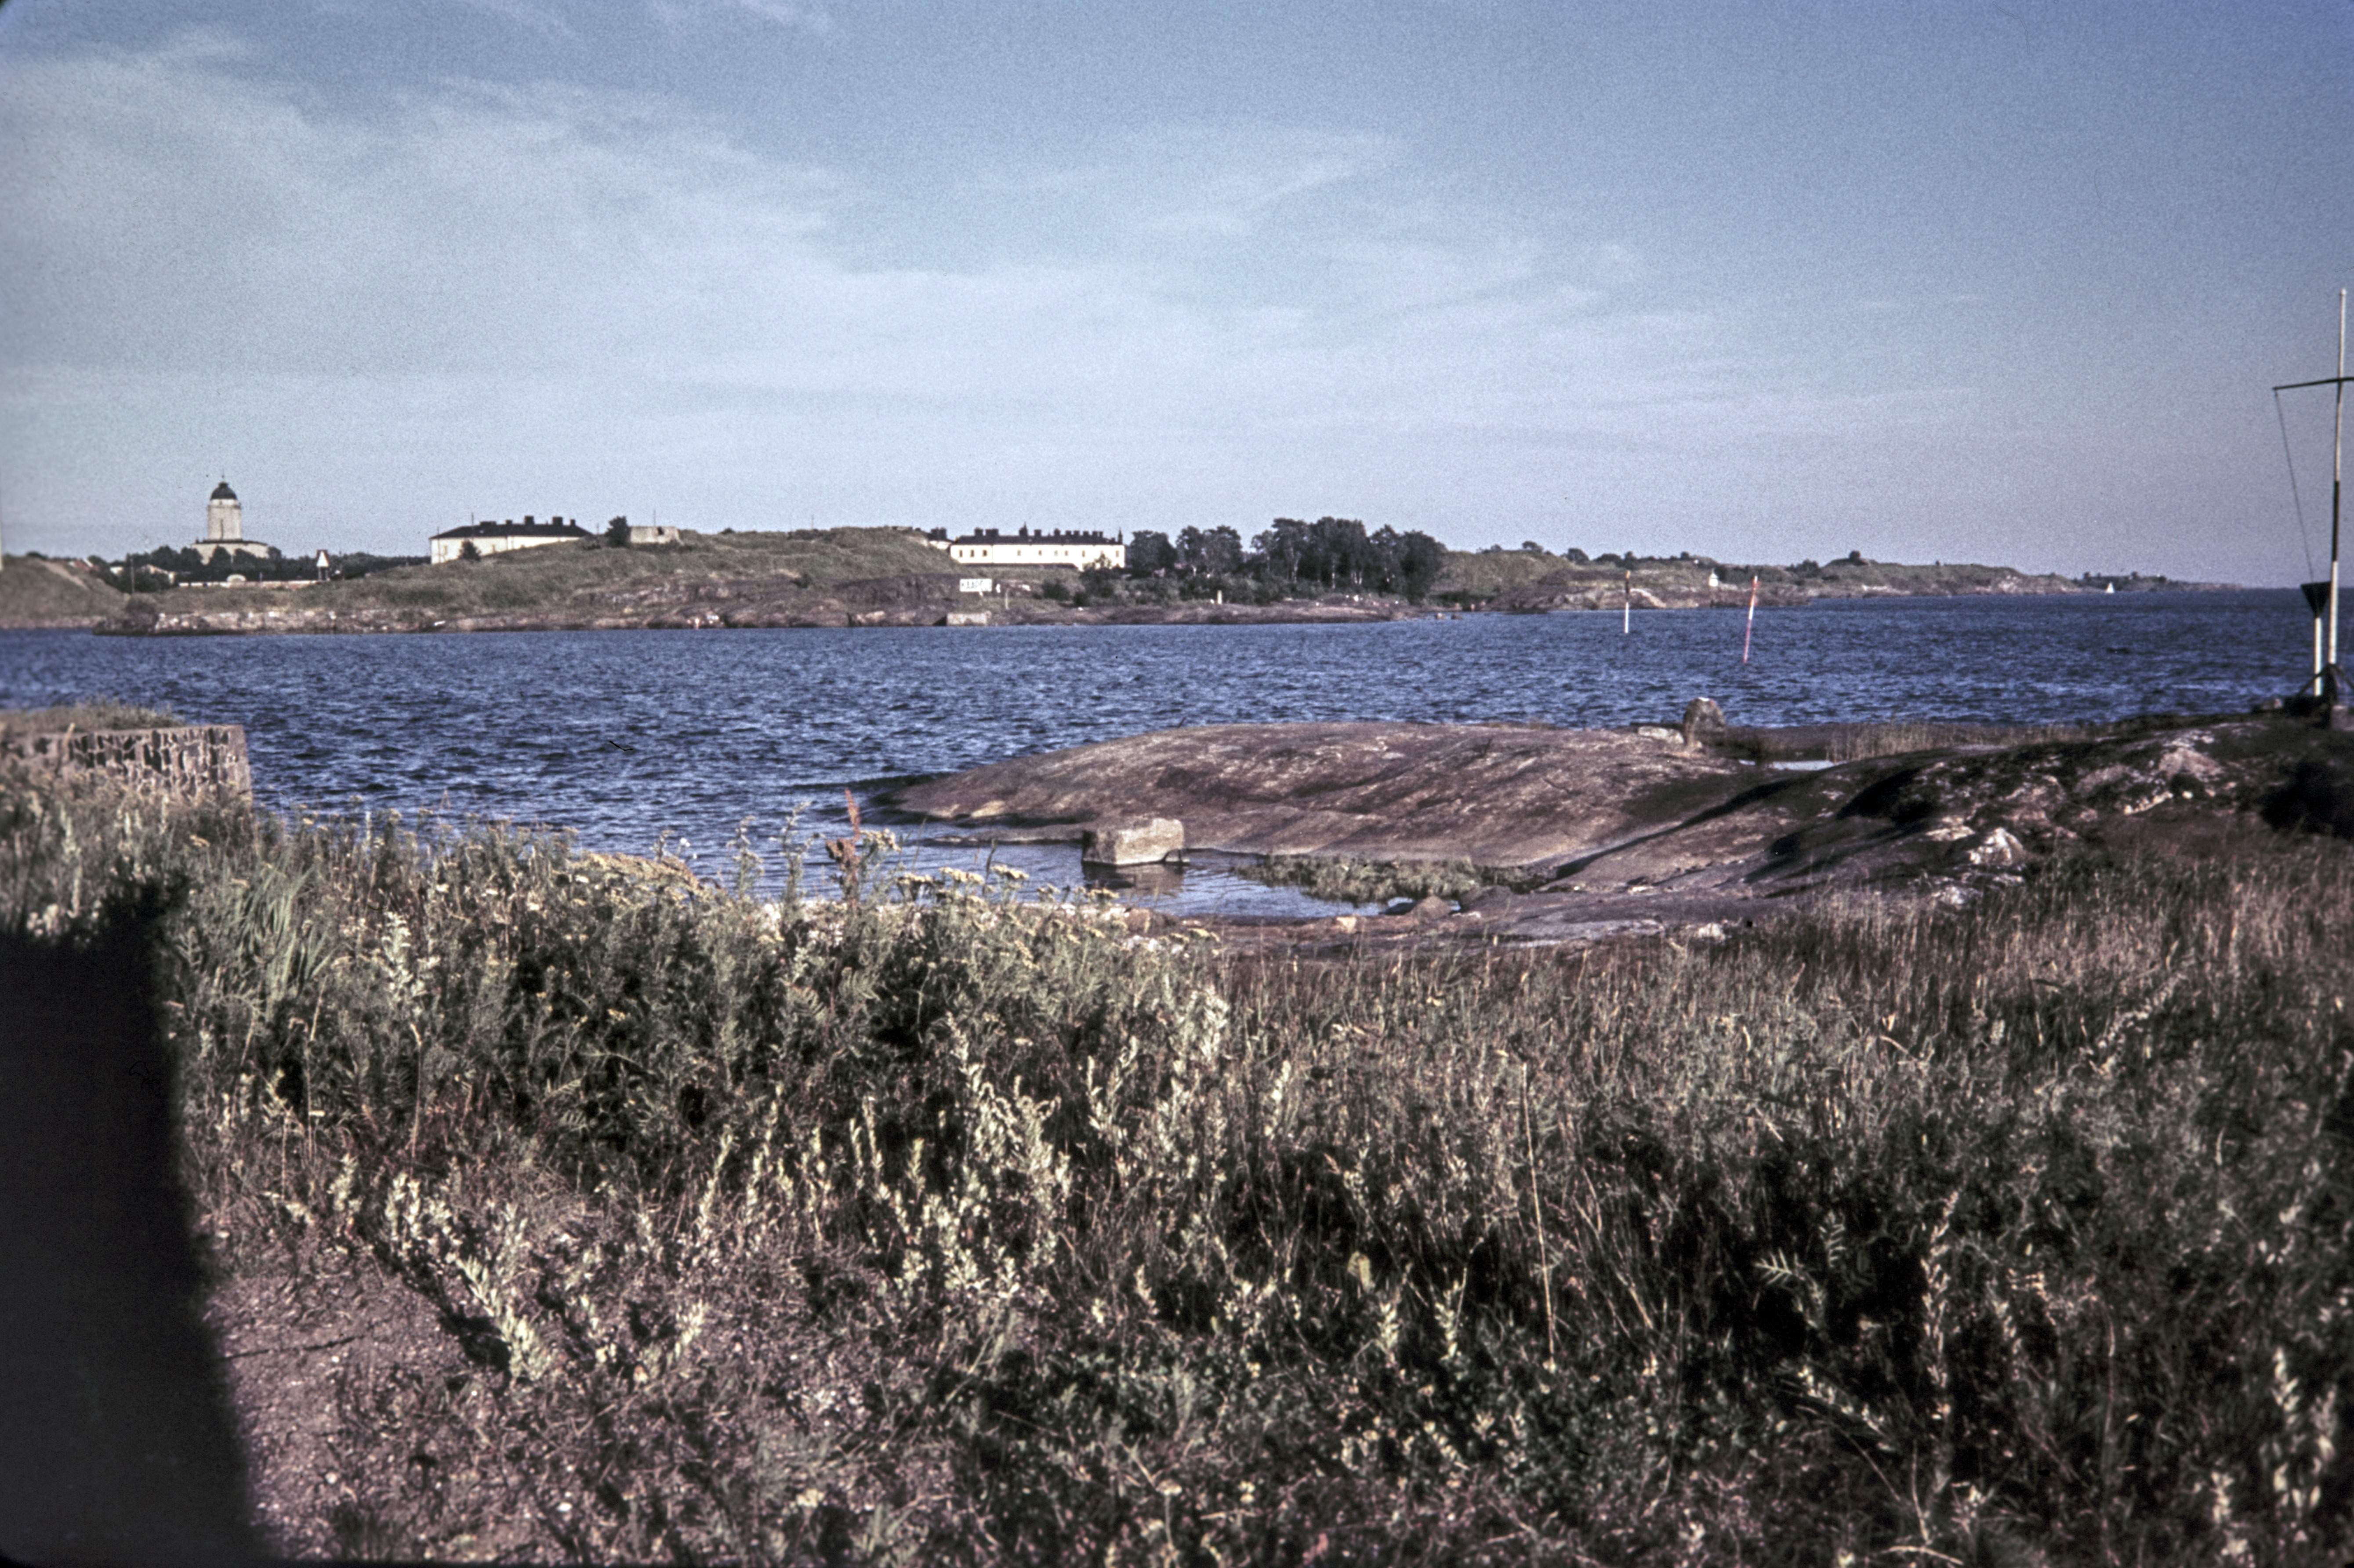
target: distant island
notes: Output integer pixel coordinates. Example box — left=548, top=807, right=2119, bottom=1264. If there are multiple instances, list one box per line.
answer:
left=0, top=522, right=2241, bottom=636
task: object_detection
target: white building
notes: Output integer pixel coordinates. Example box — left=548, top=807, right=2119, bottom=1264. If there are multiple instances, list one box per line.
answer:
left=432, top=515, right=592, bottom=564
left=923, top=526, right=1125, bottom=571
left=192, top=480, right=276, bottom=563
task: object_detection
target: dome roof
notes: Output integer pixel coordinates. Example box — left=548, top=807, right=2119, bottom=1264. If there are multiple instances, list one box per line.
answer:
left=210, top=481, right=237, bottom=501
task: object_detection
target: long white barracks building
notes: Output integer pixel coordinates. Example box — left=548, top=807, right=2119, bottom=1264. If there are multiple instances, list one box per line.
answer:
left=924, top=526, right=1125, bottom=571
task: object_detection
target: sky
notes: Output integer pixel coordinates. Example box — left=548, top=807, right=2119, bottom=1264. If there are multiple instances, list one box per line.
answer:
left=0, top=1, right=2349, bottom=582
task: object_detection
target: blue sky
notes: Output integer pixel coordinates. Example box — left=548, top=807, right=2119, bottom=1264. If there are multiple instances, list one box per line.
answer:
left=2, top=1, right=2349, bottom=581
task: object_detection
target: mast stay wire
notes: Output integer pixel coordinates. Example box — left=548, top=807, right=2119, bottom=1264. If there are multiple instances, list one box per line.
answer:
left=2277, top=387, right=2318, bottom=581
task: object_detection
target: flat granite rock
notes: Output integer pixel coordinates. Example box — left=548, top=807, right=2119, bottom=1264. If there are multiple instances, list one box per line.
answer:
left=889, top=721, right=1751, bottom=867
left=892, top=715, right=2354, bottom=946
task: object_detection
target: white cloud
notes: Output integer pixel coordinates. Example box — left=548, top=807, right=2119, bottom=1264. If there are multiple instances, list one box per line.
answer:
left=647, top=0, right=831, bottom=36
left=0, top=34, right=1953, bottom=561
left=450, top=0, right=580, bottom=40
left=729, top=0, right=831, bottom=32
left=1132, top=128, right=1393, bottom=238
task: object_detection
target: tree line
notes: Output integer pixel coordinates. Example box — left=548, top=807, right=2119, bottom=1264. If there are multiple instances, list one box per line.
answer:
left=113, top=545, right=424, bottom=591
left=1121, top=517, right=1448, bottom=601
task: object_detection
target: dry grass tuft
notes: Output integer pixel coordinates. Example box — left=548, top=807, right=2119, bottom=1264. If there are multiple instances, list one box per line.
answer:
left=0, top=698, right=183, bottom=738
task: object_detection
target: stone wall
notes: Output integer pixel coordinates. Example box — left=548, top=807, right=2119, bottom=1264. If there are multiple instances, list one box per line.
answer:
left=3, top=725, right=253, bottom=799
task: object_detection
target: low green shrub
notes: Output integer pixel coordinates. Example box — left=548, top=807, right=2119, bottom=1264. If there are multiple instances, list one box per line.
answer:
left=1240, top=854, right=1544, bottom=905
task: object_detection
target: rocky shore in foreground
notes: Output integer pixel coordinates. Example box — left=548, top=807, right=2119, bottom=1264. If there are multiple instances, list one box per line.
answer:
left=891, top=706, right=2354, bottom=950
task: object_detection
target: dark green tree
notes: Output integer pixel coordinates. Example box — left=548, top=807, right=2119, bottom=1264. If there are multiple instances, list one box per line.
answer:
left=1306, top=516, right=1372, bottom=588
left=1396, top=530, right=1447, bottom=602
left=1176, top=525, right=1243, bottom=576
left=1252, top=518, right=1312, bottom=584
left=1127, top=530, right=1176, bottom=576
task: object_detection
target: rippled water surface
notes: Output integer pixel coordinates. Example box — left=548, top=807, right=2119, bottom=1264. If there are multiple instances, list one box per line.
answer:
left=0, top=591, right=2312, bottom=912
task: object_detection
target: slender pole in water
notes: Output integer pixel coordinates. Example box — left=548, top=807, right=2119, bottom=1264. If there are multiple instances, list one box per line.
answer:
left=1742, top=575, right=1759, bottom=663
left=1623, top=570, right=1631, bottom=634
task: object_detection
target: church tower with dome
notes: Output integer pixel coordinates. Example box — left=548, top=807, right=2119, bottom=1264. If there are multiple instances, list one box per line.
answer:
left=193, top=479, right=273, bottom=563
left=206, top=481, right=243, bottom=544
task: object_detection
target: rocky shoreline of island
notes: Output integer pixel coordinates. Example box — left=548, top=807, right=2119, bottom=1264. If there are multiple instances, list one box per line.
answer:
left=82, top=584, right=1433, bottom=636
left=53, top=570, right=2244, bottom=637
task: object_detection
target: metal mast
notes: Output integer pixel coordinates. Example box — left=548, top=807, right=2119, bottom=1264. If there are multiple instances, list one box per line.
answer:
left=2274, top=288, right=2351, bottom=708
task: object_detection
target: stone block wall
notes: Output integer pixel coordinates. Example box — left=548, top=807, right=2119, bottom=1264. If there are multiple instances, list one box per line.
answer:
left=4, top=725, right=253, bottom=799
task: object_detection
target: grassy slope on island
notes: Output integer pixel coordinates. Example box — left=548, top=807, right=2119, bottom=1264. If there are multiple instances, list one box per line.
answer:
left=0, top=555, right=130, bottom=627
left=1432, top=547, right=1585, bottom=599
left=1435, top=546, right=2079, bottom=605
left=9, top=766, right=2353, bottom=1562
left=1771, top=555, right=2077, bottom=596
left=146, top=527, right=955, bottom=621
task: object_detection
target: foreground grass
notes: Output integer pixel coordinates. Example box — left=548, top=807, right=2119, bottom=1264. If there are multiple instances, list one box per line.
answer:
left=7, top=767, right=2354, bottom=1563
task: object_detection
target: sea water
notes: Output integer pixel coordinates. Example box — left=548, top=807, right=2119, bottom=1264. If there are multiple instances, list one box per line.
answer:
left=0, top=590, right=2314, bottom=914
